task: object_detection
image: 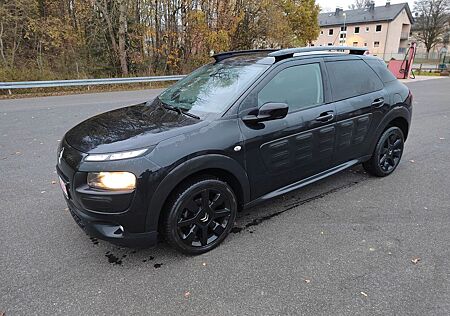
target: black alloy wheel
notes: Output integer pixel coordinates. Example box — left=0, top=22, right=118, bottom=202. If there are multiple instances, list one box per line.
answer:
left=162, top=177, right=237, bottom=255
left=379, top=130, right=403, bottom=172
left=363, top=126, right=404, bottom=177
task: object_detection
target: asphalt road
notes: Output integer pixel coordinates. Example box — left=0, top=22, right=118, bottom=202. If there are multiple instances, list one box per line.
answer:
left=1, top=78, right=449, bottom=315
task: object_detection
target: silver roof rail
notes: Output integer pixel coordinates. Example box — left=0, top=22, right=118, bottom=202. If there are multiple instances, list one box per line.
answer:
left=212, top=46, right=368, bottom=63
left=269, top=46, right=368, bottom=61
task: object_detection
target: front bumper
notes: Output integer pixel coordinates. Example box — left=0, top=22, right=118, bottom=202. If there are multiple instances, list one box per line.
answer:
left=56, top=139, right=162, bottom=248
left=66, top=199, right=158, bottom=248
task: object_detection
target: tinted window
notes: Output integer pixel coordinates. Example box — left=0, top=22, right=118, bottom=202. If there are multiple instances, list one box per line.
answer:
left=257, top=63, right=323, bottom=112
left=365, top=58, right=397, bottom=83
left=326, top=60, right=383, bottom=101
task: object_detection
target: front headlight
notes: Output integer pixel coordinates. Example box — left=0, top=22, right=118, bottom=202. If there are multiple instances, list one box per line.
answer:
left=87, top=172, right=136, bottom=190
left=85, top=148, right=148, bottom=162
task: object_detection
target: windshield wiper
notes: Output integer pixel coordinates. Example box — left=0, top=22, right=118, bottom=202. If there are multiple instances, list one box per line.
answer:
left=178, top=107, right=200, bottom=120
left=161, top=103, right=200, bottom=120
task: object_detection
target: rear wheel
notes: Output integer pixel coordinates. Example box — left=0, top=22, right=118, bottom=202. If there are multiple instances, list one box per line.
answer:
left=162, top=177, right=237, bottom=255
left=363, top=126, right=404, bottom=177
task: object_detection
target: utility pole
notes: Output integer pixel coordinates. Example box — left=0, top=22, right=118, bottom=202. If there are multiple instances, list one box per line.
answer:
left=341, top=13, right=347, bottom=46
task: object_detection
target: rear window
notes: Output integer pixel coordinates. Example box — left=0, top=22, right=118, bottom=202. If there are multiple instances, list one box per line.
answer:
left=365, top=58, right=397, bottom=83
left=326, top=60, right=383, bottom=101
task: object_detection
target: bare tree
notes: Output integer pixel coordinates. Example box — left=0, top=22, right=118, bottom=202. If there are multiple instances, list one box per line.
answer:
left=414, top=0, right=450, bottom=57
left=348, top=0, right=372, bottom=10
left=94, top=0, right=129, bottom=76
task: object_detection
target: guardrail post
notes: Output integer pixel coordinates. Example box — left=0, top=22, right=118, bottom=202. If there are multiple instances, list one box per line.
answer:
left=8, top=89, right=12, bottom=95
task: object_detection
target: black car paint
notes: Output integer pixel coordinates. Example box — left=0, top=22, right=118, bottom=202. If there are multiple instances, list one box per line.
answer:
left=65, top=100, right=206, bottom=154
left=57, top=53, right=412, bottom=248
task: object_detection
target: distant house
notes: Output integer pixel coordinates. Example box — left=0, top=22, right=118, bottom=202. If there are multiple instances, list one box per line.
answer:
left=410, top=16, right=450, bottom=60
left=312, top=2, right=414, bottom=61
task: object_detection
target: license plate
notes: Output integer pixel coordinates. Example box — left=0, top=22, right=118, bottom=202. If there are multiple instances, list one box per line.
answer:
left=59, top=176, right=69, bottom=199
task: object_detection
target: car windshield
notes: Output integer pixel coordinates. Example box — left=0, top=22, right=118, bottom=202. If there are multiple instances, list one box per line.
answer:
left=158, top=61, right=269, bottom=114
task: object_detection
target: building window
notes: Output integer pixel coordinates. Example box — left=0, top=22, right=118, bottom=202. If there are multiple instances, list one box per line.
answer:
left=320, top=30, right=323, bottom=35
left=365, top=26, right=370, bottom=32
left=328, top=29, right=334, bottom=35
left=340, top=33, right=346, bottom=39
left=364, top=42, right=368, bottom=46
left=310, top=44, right=315, bottom=47
left=374, top=41, right=380, bottom=47
left=354, top=26, right=360, bottom=34
left=353, top=42, right=358, bottom=47
left=376, top=25, right=382, bottom=32
left=340, top=26, right=347, bottom=32
left=327, top=43, right=333, bottom=46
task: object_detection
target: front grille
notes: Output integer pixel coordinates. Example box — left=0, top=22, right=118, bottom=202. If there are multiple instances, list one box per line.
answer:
left=62, top=142, right=83, bottom=169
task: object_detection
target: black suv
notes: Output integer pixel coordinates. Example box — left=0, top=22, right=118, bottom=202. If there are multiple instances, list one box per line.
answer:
left=57, top=47, right=412, bottom=254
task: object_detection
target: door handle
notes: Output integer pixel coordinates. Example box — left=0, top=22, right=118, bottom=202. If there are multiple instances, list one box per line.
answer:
left=372, top=97, right=385, bottom=107
left=315, top=111, right=334, bottom=122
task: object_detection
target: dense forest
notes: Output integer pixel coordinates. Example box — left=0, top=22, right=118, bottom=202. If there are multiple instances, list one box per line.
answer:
left=0, top=0, right=320, bottom=81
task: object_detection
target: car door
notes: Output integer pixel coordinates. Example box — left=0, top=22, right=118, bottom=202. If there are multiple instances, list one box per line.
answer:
left=238, top=59, right=336, bottom=200
left=324, top=57, right=386, bottom=164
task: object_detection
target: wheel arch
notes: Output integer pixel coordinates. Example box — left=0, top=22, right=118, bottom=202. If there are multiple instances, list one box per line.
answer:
left=388, top=116, right=409, bottom=140
left=369, top=107, right=411, bottom=155
left=145, top=154, right=250, bottom=232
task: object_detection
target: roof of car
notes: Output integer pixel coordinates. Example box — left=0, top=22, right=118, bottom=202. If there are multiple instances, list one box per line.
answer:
left=213, top=46, right=369, bottom=64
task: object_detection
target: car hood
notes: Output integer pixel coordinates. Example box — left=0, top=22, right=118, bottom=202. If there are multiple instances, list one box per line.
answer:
left=65, top=99, right=208, bottom=154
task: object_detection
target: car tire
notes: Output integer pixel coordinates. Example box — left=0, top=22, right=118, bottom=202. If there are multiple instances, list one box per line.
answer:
left=161, top=176, right=237, bottom=255
left=363, top=126, right=405, bottom=177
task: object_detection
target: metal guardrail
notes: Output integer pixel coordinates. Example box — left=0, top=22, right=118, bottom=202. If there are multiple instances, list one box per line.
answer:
left=0, top=75, right=186, bottom=91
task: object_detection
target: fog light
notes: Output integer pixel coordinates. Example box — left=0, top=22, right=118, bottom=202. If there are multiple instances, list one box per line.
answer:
left=87, top=172, right=136, bottom=190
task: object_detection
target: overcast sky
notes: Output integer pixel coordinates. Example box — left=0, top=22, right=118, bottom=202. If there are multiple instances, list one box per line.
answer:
left=316, top=0, right=415, bottom=13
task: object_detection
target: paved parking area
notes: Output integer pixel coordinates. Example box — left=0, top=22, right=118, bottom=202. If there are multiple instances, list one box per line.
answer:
left=1, top=78, right=449, bottom=315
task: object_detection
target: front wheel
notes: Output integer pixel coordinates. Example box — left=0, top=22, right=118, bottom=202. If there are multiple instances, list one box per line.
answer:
left=363, top=126, right=405, bottom=177
left=161, top=177, right=237, bottom=255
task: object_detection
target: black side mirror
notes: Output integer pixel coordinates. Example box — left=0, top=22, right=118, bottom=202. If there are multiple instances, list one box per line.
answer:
left=242, top=102, right=289, bottom=124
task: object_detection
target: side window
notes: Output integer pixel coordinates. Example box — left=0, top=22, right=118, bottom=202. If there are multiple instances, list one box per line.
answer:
left=326, top=60, right=383, bottom=101
left=365, top=58, right=397, bottom=83
left=257, top=63, right=324, bottom=113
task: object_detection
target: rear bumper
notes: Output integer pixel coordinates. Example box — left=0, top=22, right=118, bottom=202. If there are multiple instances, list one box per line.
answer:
left=67, top=199, right=158, bottom=248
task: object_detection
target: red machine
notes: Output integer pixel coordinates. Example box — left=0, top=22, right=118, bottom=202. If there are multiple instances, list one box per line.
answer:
left=388, top=42, right=417, bottom=79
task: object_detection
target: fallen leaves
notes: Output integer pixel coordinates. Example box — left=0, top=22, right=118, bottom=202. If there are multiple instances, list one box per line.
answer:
left=409, top=160, right=415, bottom=163
left=411, top=257, right=421, bottom=264
left=304, top=279, right=311, bottom=284
left=184, top=291, right=191, bottom=298
left=51, top=180, right=57, bottom=184
left=360, top=291, right=368, bottom=297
